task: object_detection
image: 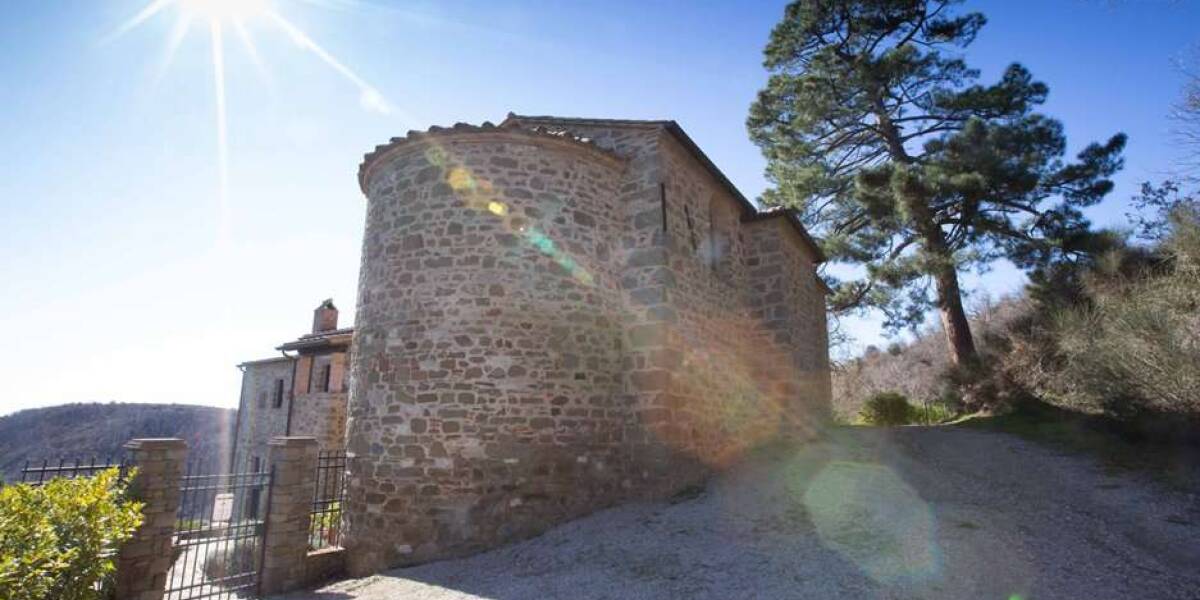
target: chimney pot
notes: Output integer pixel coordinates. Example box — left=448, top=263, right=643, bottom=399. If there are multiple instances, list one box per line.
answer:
left=313, top=299, right=338, bottom=333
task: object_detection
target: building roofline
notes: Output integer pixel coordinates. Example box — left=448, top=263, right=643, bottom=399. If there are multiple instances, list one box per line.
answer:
left=237, top=356, right=294, bottom=368
left=502, top=113, right=826, bottom=263
left=276, top=327, right=354, bottom=352
left=357, top=121, right=624, bottom=194
left=296, top=327, right=355, bottom=340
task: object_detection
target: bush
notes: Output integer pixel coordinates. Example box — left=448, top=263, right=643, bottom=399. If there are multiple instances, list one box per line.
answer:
left=859, top=392, right=914, bottom=426
left=831, top=297, right=1029, bottom=419
left=835, top=187, right=1200, bottom=435
left=1015, top=205, right=1200, bottom=420
left=1050, top=265, right=1200, bottom=417
left=909, top=400, right=959, bottom=425
left=0, top=468, right=143, bottom=600
left=309, top=501, right=343, bottom=549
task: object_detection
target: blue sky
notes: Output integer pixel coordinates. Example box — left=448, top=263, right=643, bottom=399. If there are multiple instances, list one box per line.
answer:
left=1, top=0, right=1196, bottom=415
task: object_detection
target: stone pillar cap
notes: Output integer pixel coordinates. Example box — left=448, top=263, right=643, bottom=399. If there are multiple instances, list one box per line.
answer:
left=123, top=438, right=187, bottom=450
left=268, top=436, right=319, bottom=447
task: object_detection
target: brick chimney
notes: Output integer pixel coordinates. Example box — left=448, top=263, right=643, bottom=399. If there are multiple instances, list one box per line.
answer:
left=313, top=299, right=338, bottom=333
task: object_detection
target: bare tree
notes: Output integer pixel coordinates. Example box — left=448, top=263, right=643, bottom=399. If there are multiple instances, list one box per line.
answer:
left=1171, top=50, right=1200, bottom=176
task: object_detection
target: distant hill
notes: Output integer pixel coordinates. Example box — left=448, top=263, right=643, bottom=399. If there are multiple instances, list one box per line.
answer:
left=0, top=403, right=235, bottom=483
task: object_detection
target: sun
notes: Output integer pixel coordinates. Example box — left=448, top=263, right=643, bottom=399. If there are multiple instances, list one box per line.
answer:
left=107, top=0, right=391, bottom=245
left=178, top=0, right=268, bottom=20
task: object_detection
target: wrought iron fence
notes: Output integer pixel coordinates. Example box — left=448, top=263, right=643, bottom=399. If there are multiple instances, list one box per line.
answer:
left=164, top=463, right=272, bottom=600
left=309, top=449, right=347, bottom=551
left=18, top=456, right=130, bottom=485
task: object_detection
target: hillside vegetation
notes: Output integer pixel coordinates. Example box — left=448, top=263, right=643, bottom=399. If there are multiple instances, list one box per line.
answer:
left=834, top=200, right=1200, bottom=442
left=833, top=297, right=1026, bottom=420
left=0, top=403, right=235, bottom=483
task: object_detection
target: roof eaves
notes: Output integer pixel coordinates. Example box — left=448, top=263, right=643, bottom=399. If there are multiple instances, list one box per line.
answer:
left=500, top=113, right=669, bottom=129
left=358, top=120, right=622, bottom=194
left=297, top=327, right=356, bottom=341
left=276, top=338, right=329, bottom=352
left=278, top=335, right=351, bottom=352
left=237, top=356, right=294, bottom=368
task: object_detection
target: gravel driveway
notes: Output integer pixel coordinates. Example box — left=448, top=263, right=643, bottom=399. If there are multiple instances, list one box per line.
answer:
left=280, top=427, right=1200, bottom=599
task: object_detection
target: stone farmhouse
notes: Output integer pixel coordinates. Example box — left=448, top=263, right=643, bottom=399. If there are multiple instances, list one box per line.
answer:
left=232, top=113, right=833, bottom=576
left=231, top=299, right=351, bottom=474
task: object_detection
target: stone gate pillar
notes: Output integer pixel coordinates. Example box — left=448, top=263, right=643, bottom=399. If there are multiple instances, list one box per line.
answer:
left=114, top=438, right=187, bottom=600
left=260, top=436, right=319, bottom=595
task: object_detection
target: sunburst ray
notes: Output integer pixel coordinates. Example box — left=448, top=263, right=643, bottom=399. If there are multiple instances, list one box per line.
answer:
left=108, top=0, right=395, bottom=244
left=153, top=12, right=193, bottom=87
left=261, top=9, right=391, bottom=115
left=103, top=0, right=177, bottom=44
left=209, top=20, right=231, bottom=245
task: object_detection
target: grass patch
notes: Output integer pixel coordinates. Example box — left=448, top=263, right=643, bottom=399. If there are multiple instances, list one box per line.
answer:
left=956, top=402, right=1200, bottom=490
left=852, top=391, right=961, bottom=427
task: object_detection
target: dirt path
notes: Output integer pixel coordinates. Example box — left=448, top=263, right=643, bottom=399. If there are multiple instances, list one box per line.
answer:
left=281, top=427, right=1200, bottom=599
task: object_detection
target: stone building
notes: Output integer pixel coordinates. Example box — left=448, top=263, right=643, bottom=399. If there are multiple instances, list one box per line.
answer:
left=231, top=300, right=352, bottom=473
left=343, top=114, right=832, bottom=574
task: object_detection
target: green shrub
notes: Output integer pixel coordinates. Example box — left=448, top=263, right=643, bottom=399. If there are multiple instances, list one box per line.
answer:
left=309, top=501, right=343, bottom=549
left=1036, top=207, right=1200, bottom=419
left=910, top=401, right=959, bottom=425
left=0, top=468, right=144, bottom=600
left=859, top=392, right=914, bottom=426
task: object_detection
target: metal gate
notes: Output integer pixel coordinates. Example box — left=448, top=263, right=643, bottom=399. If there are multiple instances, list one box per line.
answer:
left=309, top=449, right=347, bottom=551
left=18, top=456, right=129, bottom=484
left=164, top=463, right=272, bottom=600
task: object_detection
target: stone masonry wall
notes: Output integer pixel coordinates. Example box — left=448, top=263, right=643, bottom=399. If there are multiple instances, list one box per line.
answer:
left=289, top=392, right=348, bottom=449
left=510, top=120, right=713, bottom=494
left=651, top=134, right=803, bottom=468
left=346, top=118, right=833, bottom=574
left=744, top=218, right=833, bottom=427
left=515, top=119, right=829, bottom=484
left=289, top=350, right=350, bottom=450
left=233, top=359, right=294, bottom=471
left=347, top=126, right=634, bottom=573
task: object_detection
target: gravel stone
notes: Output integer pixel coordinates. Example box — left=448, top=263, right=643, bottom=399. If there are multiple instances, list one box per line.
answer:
left=280, top=427, right=1200, bottom=599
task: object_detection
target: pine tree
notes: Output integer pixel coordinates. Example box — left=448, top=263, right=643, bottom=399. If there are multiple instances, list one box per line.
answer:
left=748, top=0, right=1126, bottom=366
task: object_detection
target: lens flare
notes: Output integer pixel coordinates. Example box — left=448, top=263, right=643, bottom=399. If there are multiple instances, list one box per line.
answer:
left=107, top=0, right=394, bottom=244
left=800, top=461, right=941, bottom=584
left=209, top=20, right=230, bottom=244
left=424, top=143, right=599, bottom=288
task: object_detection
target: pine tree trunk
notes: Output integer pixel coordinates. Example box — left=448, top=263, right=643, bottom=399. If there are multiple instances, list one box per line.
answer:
left=915, top=217, right=979, bottom=367
left=931, top=261, right=978, bottom=367
left=893, top=175, right=980, bottom=367
left=873, top=104, right=979, bottom=367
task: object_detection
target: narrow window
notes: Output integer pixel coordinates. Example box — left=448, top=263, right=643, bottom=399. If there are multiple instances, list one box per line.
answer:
left=318, top=364, right=331, bottom=393
left=272, top=379, right=285, bottom=408
left=659, top=182, right=668, bottom=232
left=257, top=391, right=266, bottom=410
left=705, top=198, right=715, bottom=271
left=684, top=203, right=698, bottom=252
left=708, top=197, right=731, bottom=275
left=247, top=456, right=262, bottom=518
